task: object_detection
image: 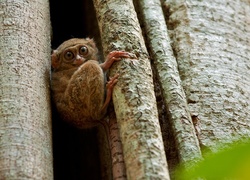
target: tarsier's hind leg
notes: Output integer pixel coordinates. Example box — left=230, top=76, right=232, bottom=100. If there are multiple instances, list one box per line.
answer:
left=66, top=60, right=105, bottom=121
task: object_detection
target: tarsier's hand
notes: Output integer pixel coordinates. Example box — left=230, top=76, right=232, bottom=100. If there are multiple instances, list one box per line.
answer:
left=107, top=51, right=130, bottom=61
left=101, top=51, right=130, bottom=71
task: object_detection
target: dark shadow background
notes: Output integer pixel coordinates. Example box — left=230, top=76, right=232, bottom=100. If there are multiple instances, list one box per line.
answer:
left=50, top=0, right=103, bottom=179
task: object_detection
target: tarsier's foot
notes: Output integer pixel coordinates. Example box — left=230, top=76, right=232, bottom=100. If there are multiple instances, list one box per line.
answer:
left=101, top=74, right=120, bottom=112
left=106, top=74, right=119, bottom=91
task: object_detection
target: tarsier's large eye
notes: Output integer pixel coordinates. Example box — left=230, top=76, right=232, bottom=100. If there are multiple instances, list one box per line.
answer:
left=64, top=51, right=74, bottom=60
left=79, top=46, right=88, bottom=56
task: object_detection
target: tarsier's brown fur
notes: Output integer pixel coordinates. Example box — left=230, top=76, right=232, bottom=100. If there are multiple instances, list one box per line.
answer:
left=51, top=38, right=129, bottom=128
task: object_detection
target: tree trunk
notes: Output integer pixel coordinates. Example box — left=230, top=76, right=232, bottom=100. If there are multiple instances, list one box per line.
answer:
left=93, top=0, right=170, bottom=179
left=108, top=110, right=127, bottom=180
left=0, top=0, right=53, bottom=179
left=135, top=0, right=202, bottom=164
left=163, top=0, right=250, bottom=151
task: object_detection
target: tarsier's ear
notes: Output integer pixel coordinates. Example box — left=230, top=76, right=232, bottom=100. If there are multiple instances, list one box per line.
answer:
left=51, top=50, right=60, bottom=69
left=86, top=38, right=98, bottom=55
left=86, top=38, right=96, bottom=48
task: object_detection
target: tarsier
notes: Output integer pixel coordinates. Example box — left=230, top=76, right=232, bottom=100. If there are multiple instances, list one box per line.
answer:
left=51, top=38, right=130, bottom=128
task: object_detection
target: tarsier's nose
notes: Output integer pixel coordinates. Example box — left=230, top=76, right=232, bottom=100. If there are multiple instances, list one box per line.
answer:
left=73, top=55, right=84, bottom=65
left=76, top=55, right=82, bottom=60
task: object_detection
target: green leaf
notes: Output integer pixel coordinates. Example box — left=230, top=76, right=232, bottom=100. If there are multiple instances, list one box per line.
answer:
left=175, top=140, right=250, bottom=180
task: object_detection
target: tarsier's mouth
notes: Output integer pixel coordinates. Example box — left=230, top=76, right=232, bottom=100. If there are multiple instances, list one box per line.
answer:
left=73, top=59, right=85, bottom=66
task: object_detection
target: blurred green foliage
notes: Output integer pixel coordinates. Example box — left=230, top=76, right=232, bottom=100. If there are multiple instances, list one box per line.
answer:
left=175, top=140, right=250, bottom=180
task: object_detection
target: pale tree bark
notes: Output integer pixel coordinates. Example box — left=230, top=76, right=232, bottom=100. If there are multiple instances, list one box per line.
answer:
left=0, top=0, right=53, bottom=179
left=93, top=0, right=170, bottom=179
left=163, top=0, right=250, bottom=152
left=135, top=0, right=202, bottom=164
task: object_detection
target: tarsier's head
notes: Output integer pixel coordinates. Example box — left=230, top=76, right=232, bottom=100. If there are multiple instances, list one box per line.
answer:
left=51, top=38, right=98, bottom=70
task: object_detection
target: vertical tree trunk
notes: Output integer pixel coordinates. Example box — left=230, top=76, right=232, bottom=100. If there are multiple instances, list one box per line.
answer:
left=108, top=110, right=127, bottom=180
left=163, top=0, right=250, bottom=151
left=0, top=0, right=53, bottom=179
left=136, top=0, right=202, bottom=164
left=93, top=0, right=170, bottom=179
